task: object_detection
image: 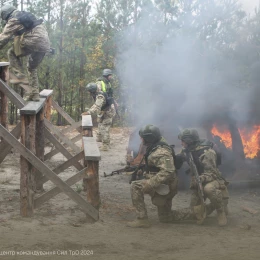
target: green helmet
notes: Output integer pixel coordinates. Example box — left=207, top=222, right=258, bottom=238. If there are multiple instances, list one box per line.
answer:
left=86, top=83, right=97, bottom=93
left=102, top=69, right=112, bottom=77
left=139, top=124, right=161, bottom=144
left=178, top=128, right=200, bottom=145
left=0, top=5, right=16, bottom=21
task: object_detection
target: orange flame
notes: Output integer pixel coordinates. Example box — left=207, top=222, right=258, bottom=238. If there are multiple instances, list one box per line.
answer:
left=211, top=125, right=260, bottom=159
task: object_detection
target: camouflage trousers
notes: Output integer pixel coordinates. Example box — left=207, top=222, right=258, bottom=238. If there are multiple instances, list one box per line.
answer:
left=97, top=115, right=113, bottom=145
left=8, top=46, right=45, bottom=91
left=131, top=178, right=178, bottom=222
left=172, top=179, right=229, bottom=221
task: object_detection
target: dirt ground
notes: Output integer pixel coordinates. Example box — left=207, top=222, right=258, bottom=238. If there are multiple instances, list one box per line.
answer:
left=0, top=127, right=260, bottom=260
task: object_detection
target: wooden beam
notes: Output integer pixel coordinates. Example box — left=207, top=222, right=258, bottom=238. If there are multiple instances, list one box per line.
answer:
left=52, top=100, right=75, bottom=125
left=83, top=137, right=101, bottom=161
left=34, top=167, right=89, bottom=209
left=20, top=99, right=45, bottom=115
left=44, top=133, right=82, bottom=160
left=39, top=151, right=84, bottom=185
left=44, top=119, right=81, bottom=153
left=61, top=121, right=82, bottom=134
left=0, top=122, right=21, bottom=164
left=0, top=124, right=98, bottom=220
left=39, top=89, right=53, bottom=98
left=82, top=115, right=93, bottom=130
left=44, top=128, right=83, bottom=170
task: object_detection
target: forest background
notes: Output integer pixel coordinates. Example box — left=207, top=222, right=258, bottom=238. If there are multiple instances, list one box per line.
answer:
left=0, top=0, right=260, bottom=126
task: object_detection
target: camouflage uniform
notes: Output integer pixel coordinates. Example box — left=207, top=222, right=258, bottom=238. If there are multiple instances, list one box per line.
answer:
left=87, top=93, right=116, bottom=148
left=173, top=137, right=229, bottom=225
left=96, top=77, right=115, bottom=142
left=0, top=9, right=50, bottom=98
left=130, top=139, right=178, bottom=223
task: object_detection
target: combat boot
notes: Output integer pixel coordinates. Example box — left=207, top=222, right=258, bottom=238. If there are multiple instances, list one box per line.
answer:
left=216, top=207, right=227, bottom=226
left=100, top=144, right=109, bottom=151
left=10, top=73, right=29, bottom=85
left=126, top=218, right=151, bottom=228
left=193, top=205, right=206, bottom=225
left=26, top=92, right=40, bottom=102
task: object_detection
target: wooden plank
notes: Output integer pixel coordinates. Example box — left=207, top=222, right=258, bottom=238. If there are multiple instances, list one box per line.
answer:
left=34, top=167, right=89, bottom=209
left=20, top=98, right=45, bottom=115
left=83, top=137, right=101, bottom=161
left=0, top=124, right=98, bottom=220
left=44, top=128, right=83, bottom=170
left=44, top=133, right=82, bottom=160
left=0, top=62, right=10, bottom=67
left=82, top=115, right=93, bottom=130
left=61, top=121, right=82, bottom=134
left=0, top=122, right=21, bottom=164
left=40, top=89, right=53, bottom=98
left=44, top=119, right=81, bottom=153
left=52, top=100, right=75, bottom=125
left=0, top=79, right=25, bottom=109
left=39, top=151, right=84, bottom=185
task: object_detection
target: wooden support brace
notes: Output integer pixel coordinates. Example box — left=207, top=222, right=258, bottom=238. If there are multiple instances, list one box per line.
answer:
left=0, top=124, right=98, bottom=220
left=40, top=89, right=53, bottom=121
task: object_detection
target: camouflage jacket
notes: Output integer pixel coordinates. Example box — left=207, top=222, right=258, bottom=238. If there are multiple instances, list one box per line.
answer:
left=179, top=145, right=222, bottom=178
left=88, top=93, right=115, bottom=119
left=0, top=10, right=50, bottom=52
left=145, top=145, right=176, bottom=189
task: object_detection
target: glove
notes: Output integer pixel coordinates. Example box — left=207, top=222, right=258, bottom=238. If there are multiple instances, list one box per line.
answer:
left=81, top=111, right=90, bottom=116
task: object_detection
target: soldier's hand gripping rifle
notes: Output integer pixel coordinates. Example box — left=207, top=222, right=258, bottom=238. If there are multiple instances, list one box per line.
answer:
left=186, top=151, right=205, bottom=208
left=104, top=164, right=145, bottom=178
left=129, top=156, right=145, bottom=184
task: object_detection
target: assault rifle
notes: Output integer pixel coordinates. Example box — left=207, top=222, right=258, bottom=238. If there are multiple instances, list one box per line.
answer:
left=103, top=164, right=145, bottom=178
left=129, top=156, right=145, bottom=184
left=185, top=151, right=205, bottom=208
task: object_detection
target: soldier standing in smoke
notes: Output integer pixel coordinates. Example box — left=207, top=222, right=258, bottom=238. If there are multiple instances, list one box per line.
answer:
left=82, top=83, right=116, bottom=151
left=174, top=128, right=229, bottom=226
left=0, top=5, right=50, bottom=101
left=127, top=124, right=178, bottom=228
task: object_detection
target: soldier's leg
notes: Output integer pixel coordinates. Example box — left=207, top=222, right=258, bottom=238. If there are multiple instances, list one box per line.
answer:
left=153, top=196, right=173, bottom=223
left=204, top=180, right=227, bottom=226
left=127, top=180, right=151, bottom=228
left=100, top=117, right=112, bottom=151
left=96, top=122, right=102, bottom=142
left=27, top=52, right=45, bottom=101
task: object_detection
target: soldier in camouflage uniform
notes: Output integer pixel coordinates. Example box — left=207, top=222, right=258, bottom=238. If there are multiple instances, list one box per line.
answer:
left=95, top=69, right=117, bottom=143
left=82, top=83, right=116, bottom=151
left=127, top=125, right=178, bottom=228
left=173, top=128, right=229, bottom=226
left=0, top=5, right=50, bottom=101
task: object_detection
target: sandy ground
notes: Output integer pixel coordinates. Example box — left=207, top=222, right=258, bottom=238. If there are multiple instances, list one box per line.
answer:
left=0, top=127, right=260, bottom=260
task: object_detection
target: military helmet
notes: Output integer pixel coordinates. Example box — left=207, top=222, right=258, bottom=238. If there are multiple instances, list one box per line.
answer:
left=178, top=128, right=200, bottom=145
left=102, top=69, right=112, bottom=77
left=86, top=83, right=98, bottom=93
left=139, top=124, right=161, bottom=144
left=0, top=5, right=16, bottom=20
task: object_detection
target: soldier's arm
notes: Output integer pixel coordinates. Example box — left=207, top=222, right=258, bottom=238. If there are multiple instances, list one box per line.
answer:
left=199, top=149, right=218, bottom=174
left=147, top=148, right=176, bottom=189
left=88, top=94, right=105, bottom=115
left=0, top=18, right=23, bottom=49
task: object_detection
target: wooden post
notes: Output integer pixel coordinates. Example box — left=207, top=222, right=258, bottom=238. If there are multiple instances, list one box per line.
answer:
left=82, top=115, right=94, bottom=191
left=35, top=108, right=45, bottom=191
left=20, top=99, right=45, bottom=216
left=82, top=137, right=101, bottom=222
left=40, top=89, right=53, bottom=121
left=0, top=62, right=10, bottom=134
left=20, top=114, right=36, bottom=217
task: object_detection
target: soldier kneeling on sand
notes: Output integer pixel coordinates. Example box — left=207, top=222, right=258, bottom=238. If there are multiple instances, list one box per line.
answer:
left=127, top=124, right=178, bottom=228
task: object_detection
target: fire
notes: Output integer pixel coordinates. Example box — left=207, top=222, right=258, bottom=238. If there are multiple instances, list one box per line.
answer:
left=211, top=125, right=260, bottom=159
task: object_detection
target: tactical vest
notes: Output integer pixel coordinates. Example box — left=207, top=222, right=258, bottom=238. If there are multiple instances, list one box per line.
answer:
left=99, top=80, right=113, bottom=97
left=144, top=140, right=178, bottom=173
left=189, top=140, right=222, bottom=175
left=12, top=11, right=43, bottom=36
